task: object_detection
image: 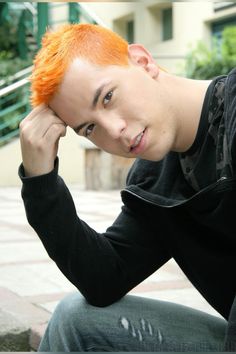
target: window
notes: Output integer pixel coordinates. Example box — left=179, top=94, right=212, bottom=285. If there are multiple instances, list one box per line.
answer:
left=162, top=8, right=173, bottom=41
left=127, top=20, right=134, bottom=44
left=113, top=16, right=135, bottom=44
left=212, top=17, right=236, bottom=45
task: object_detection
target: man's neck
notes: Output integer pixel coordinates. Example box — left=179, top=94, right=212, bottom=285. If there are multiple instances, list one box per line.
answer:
left=160, top=72, right=212, bottom=152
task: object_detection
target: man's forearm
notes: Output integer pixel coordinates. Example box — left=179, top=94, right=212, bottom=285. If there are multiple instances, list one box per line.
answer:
left=19, top=160, right=168, bottom=306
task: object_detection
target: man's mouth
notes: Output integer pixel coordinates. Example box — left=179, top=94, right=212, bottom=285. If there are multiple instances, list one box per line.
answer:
left=130, top=129, right=146, bottom=153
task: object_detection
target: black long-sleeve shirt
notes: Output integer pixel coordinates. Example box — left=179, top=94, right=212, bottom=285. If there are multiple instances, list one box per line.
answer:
left=19, top=68, right=236, bottom=348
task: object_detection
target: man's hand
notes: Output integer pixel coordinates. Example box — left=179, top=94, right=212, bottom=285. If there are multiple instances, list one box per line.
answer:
left=20, top=104, right=67, bottom=177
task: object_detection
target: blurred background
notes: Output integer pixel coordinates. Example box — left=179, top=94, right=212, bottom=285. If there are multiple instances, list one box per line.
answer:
left=0, top=1, right=236, bottom=189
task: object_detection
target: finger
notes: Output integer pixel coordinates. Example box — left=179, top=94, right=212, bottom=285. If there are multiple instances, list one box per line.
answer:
left=23, top=103, right=48, bottom=122
left=37, top=116, right=66, bottom=140
left=43, top=122, right=67, bottom=144
left=60, top=126, right=67, bottom=138
left=21, top=109, right=65, bottom=140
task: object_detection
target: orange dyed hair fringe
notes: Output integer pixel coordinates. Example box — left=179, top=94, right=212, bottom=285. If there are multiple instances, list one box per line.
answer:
left=30, top=24, right=129, bottom=107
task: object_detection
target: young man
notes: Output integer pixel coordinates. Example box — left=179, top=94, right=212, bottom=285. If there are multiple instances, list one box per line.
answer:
left=19, top=23, right=236, bottom=351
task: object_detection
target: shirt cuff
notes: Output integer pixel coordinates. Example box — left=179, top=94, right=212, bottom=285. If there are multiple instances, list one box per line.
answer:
left=18, top=157, right=60, bottom=196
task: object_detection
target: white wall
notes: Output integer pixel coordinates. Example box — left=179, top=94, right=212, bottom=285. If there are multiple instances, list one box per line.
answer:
left=82, top=2, right=136, bottom=28
left=0, top=138, right=22, bottom=186
left=83, top=1, right=214, bottom=73
left=0, top=128, right=85, bottom=187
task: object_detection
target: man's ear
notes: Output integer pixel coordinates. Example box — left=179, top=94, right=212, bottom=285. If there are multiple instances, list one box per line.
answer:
left=128, top=44, right=159, bottom=79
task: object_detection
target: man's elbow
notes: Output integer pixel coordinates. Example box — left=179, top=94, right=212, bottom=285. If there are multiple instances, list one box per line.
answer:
left=81, top=289, right=125, bottom=308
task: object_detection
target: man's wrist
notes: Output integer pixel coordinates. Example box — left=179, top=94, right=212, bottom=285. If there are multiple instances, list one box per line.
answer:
left=18, top=157, right=60, bottom=196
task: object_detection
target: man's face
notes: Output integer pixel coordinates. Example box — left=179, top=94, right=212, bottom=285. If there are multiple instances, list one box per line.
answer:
left=50, top=56, right=173, bottom=161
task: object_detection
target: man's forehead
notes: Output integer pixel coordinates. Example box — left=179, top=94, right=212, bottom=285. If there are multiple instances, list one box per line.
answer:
left=49, top=61, right=110, bottom=124
left=50, top=56, right=127, bottom=118
left=62, top=58, right=91, bottom=85
left=67, top=57, right=129, bottom=79
left=60, top=58, right=109, bottom=95
left=67, top=57, right=102, bottom=77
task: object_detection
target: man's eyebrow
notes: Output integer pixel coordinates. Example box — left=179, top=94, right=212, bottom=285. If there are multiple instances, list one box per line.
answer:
left=91, top=83, right=107, bottom=109
left=74, top=83, right=109, bottom=134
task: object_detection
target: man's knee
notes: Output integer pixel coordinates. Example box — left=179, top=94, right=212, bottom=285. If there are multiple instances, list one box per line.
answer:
left=39, top=293, right=89, bottom=351
left=51, top=292, right=88, bottom=328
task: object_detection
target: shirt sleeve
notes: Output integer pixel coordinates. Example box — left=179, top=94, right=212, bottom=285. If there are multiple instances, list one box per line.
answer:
left=18, top=158, right=170, bottom=307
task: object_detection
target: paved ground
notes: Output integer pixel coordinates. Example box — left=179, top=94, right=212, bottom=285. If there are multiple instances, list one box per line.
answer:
left=0, top=185, right=223, bottom=350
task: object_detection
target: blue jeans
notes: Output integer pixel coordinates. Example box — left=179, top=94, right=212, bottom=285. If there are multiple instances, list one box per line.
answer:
left=39, top=293, right=227, bottom=352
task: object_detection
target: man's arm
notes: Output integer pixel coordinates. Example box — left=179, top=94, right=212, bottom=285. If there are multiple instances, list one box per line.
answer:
left=19, top=107, right=170, bottom=306
left=19, top=164, right=170, bottom=306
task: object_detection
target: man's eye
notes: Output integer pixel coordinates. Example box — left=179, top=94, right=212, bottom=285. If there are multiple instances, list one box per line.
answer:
left=85, top=124, right=95, bottom=137
left=103, top=91, right=113, bottom=106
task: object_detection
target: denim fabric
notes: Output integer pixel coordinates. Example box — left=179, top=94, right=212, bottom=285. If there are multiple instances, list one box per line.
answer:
left=39, top=293, right=227, bottom=352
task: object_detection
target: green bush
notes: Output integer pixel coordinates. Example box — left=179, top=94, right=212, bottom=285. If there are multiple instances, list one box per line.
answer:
left=0, top=84, right=30, bottom=146
left=185, top=26, right=236, bottom=79
left=0, top=3, right=19, bottom=55
left=0, top=52, right=32, bottom=81
left=0, top=3, right=35, bottom=80
left=0, top=3, right=33, bottom=145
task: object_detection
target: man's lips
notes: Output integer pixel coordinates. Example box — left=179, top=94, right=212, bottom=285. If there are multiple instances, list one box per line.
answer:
left=129, top=128, right=146, bottom=154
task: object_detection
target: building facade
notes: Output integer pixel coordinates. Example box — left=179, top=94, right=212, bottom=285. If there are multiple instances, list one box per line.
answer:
left=85, top=1, right=236, bottom=73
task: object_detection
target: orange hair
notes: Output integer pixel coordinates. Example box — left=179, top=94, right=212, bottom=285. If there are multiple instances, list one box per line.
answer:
left=30, top=23, right=129, bottom=107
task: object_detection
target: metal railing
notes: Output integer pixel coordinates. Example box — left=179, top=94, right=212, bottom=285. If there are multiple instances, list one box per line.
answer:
left=0, top=66, right=33, bottom=89
left=0, top=78, right=30, bottom=146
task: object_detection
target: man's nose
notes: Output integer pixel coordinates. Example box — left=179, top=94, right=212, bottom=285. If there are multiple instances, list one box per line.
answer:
left=100, top=115, right=126, bottom=140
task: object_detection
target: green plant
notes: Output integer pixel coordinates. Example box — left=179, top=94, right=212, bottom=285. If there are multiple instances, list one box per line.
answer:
left=0, top=3, right=35, bottom=145
left=185, top=25, right=236, bottom=79
left=0, top=2, right=35, bottom=79
left=0, top=54, right=32, bottom=81
left=0, top=3, right=19, bottom=55
left=0, top=85, right=30, bottom=146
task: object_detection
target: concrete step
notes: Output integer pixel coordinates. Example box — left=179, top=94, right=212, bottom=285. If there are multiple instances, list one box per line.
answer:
left=0, top=308, right=30, bottom=351
left=0, top=287, right=51, bottom=351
